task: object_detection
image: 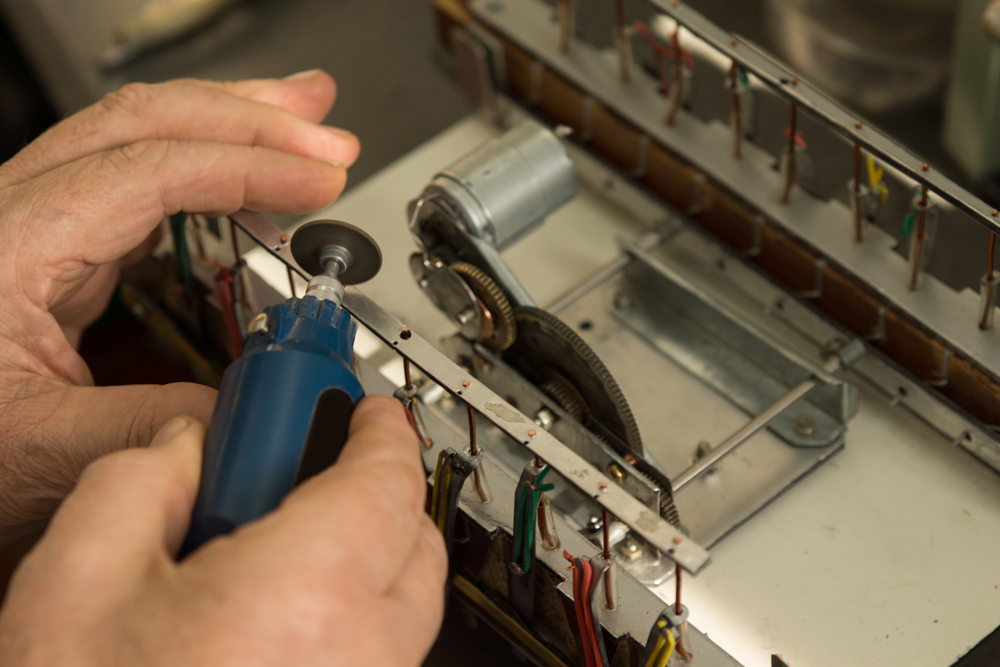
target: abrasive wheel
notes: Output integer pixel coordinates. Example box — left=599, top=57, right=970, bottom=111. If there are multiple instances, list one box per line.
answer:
left=450, top=262, right=517, bottom=352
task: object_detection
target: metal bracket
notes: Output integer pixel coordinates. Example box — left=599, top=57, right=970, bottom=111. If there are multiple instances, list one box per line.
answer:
left=615, top=242, right=859, bottom=448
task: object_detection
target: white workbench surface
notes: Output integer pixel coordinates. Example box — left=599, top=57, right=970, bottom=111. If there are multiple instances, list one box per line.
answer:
left=248, top=115, right=1000, bottom=667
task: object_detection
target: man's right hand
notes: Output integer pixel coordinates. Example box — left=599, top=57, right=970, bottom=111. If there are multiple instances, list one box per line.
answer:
left=0, top=396, right=448, bottom=666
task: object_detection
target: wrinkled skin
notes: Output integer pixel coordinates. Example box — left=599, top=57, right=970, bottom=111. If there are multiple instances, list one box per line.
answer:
left=0, top=72, right=446, bottom=666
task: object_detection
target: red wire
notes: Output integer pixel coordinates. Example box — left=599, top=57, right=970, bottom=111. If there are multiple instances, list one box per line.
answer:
left=214, top=267, right=244, bottom=358
left=564, top=552, right=596, bottom=667
left=404, top=405, right=419, bottom=437
left=580, top=560, right=604, bottom=667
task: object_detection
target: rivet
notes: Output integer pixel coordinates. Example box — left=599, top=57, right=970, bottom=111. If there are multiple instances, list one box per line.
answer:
left=731, top=37, right=738, bottom=47
left=791, top=76, right=798, bottom=85
left=400, top=327, right=412, bottom=340
left=673, top=536, right=683, bottom=545
left=855, top=120, right=862, bottom=129
left=598, top=481, right=608, bottom=492
left=993, top=209, right=998, bottom=218
left=279, top=234, right=288, bottom=244
left=529, top=429, right=537, bottom=437
left=922, top=162, right=929, bottom=172
left=462, top=380, right=470, bottom=388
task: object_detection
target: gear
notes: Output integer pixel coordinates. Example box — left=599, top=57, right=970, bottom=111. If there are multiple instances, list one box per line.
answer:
left=450, top=262, right=517, bottom=352
left=539, top=376, right=587, bottom=422
left=504, top=307, right=682, bottom=528
left=505, top=307, right=643, bottom=455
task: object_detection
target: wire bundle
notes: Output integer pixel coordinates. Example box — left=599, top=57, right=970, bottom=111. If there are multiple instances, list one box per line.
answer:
left=563, top=551, right=610, bottom=667
left=643, top=619, right=676, bottom=667
left=512, top=466, right=554, bottom=573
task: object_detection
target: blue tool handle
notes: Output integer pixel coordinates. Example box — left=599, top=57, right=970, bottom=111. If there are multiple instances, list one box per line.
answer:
left=180, top=301, right=364, bottom=557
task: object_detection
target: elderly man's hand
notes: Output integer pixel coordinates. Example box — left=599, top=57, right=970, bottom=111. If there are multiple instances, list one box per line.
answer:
left=0, top=70, right=359, bottom=545
left=0, top=397, right=448, bottom=666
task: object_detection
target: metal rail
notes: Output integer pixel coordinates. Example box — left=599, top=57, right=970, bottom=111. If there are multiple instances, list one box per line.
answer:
left=646, top=0, right=1000, bottom=238
left=229, top=211, right=711, bottom=575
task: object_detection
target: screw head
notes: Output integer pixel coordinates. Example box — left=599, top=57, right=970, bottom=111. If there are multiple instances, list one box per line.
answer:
left=247, top=312, right=269, bottom=335
left=606, top=463, right=626, bottom=483
left=694, top=441, right=712, bottom=460
left=794, top=417, right=815, bottom=437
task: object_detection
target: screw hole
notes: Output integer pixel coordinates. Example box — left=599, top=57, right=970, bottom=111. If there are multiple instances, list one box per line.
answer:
left=579, top=320, right=593, bottom=331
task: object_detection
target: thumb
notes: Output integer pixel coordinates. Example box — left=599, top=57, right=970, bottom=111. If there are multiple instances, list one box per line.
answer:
left=0, top=383, right=216, bottom=547
left=42, top=416, right=206, bottom=573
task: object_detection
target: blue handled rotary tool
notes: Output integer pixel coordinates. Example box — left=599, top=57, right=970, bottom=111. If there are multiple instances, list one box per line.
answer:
left=181, top=219, right=382, bottom=556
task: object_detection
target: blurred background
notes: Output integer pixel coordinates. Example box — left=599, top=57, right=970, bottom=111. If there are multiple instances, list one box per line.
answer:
left=2, top=0, right=999, bottom=204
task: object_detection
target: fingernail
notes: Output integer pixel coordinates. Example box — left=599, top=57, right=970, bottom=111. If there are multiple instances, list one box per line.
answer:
left=151, top=416, right=191, bottom=447
left=321, top=159, right=345, bottom=168
left=285, top=69, right=321, bottom=82
left=325, top=126, right=356, bottom=140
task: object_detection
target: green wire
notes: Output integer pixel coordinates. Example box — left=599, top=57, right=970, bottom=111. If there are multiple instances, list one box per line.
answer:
left=535, top=466, right=555, bottom=492
left=900, top=213, right=916, bottom=237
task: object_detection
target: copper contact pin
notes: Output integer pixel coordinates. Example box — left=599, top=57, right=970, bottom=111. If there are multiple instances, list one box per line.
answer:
left=729, top=63, right=743, bottom=159
left=468, top=405, right=491, bottom=503
left=979, top=232, right=998, bottom=330
left=781, top=102, right=797, bottom=204
left=908, top=185, right=929, bottom=291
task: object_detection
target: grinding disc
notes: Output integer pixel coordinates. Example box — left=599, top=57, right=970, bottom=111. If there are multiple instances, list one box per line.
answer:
left=291, top=220, right=382, bottom=285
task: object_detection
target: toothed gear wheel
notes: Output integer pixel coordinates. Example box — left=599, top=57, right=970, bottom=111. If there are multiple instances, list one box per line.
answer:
left=450, top=262, right=517, bottom=352
left=539, top=376, right=587, bottom=422
left=504, top=307, right=644, bottom=456
left=506, top=307, right=682, bottom=528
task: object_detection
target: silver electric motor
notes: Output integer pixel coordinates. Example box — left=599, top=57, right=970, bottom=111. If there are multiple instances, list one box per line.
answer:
left=417, top=119, right=578, bottom=251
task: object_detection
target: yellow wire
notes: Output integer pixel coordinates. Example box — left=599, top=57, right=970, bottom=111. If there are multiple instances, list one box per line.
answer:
left=435, top=464, right=454, bottom=533
left=655, top=628, right=676, bottom=667
left=866, top=156, right=889, bottom=202
left=644, top=633, right=666, bottom=667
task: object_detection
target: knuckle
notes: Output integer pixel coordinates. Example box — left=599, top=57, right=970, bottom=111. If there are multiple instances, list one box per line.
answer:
left=99, top=140, right=169, bottom=178
left=377, top=458, right=426, bottom=514
left=99, top=82, right=155, bottom=120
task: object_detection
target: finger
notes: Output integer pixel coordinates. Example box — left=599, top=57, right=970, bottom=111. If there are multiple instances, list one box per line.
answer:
left=0, top=382, right=216, bottom=544
left=37, top=417, right=205, bottom=575
left=7, top=140, right=346, bottom=308
left=235, top=396, right=427, bottom=593
left=0, top=72, right=355, bottom=188
left=194, top=69, right=338, bottom=122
